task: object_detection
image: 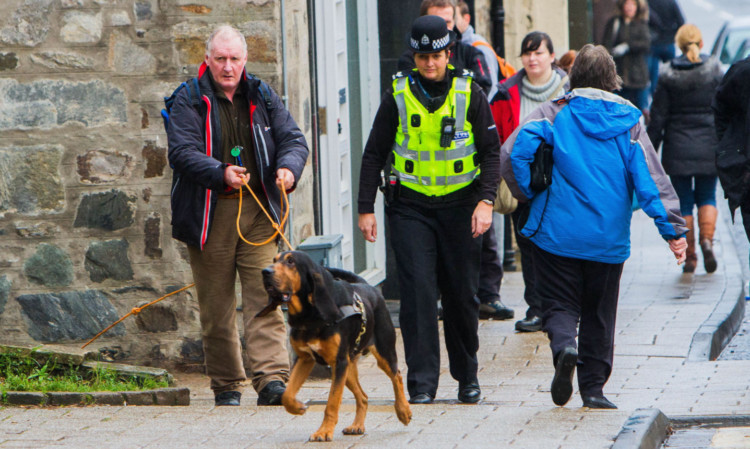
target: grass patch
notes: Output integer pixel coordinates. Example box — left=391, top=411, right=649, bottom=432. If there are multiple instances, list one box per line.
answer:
left=0, top=347, right=169, bottom=394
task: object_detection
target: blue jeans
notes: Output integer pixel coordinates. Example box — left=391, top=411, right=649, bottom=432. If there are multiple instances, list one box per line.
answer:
left=670, top=175, right=718, bottom=216
left=649, top=43, right=676, bottom=97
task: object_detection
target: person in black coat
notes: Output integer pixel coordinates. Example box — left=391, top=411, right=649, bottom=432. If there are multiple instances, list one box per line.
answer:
left=602, top=0, right=651, bottom=113
left=647, top=0, right=685, bottom=98
left=713, top=54, right=750, bottom=245
left=648, top=24, right=723, bottom=274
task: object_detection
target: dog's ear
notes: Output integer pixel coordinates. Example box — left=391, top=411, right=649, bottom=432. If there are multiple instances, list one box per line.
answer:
left=311, top=271, right=341, bottom=323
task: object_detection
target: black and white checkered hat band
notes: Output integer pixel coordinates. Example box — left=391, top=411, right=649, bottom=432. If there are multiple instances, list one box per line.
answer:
left=432, top=33, right=449, bottom=49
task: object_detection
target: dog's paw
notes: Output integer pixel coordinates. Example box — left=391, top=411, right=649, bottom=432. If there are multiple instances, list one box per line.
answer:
left=282, top=396, right=307, bottom=415
left=396, top=403, right=412, bottom=425
left=309, top=428, right=334, bottom=442
left=342, top=424, right=365, bottom=435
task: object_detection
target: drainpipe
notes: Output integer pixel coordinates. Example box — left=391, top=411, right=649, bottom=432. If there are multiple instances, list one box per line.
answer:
left=490, top=0, right=505, bottom=58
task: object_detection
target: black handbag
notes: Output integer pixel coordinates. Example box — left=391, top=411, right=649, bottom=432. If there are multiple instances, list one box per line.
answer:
left=530, top=140, right=553, bottom=193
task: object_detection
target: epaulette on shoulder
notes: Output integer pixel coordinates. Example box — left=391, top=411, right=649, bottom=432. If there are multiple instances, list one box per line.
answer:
left=460, top=68, right=474, bottom=79
left=392, top=71, right=407, bottom=80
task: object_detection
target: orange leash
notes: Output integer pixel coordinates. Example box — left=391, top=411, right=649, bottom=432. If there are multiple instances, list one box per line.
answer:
left=81, top=180, right=293, bottom=349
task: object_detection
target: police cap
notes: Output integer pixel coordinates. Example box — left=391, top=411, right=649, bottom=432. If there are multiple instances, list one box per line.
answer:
left=408, top=15, right=455, bottom=54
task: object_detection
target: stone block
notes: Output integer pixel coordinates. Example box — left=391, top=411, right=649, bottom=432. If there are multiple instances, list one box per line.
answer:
left=110, top=31, right=156, bottom=74
left=4, top=391, right=47, bottom=406
left=61, top=12, right=102, bottom=43
left=23, top=243, right=73, bottom=287
left=0, top=0, right=54, bottom=46
left=82, top=361, right=173, bottom=384
left=30, top=51, right=95, bottom=70
left=134, top=1, right=153, bottom=21
left=135, top=303, right=177, bottom=332
left=47, top=392, right=86, bottom=406
left=144, top=213, right=162, bottom=258
left=122, top=391, right=154, bottom=405
left=85, top=239, right=134, bottom=282
left=142, top=141, right=167, bottom=178
left=0, top=275, right=10, bottom=314
left=74, top=189, right=136, bottom=231
left=153, top=387, right=190, bottom=406
left=89, top=392, right=125, bottom=405
left=15, top=222, right=60, bottom=238
left=239, top=22, right=277, bottom=64
left=77, top=150, right=134, bottom=184
left=16, top=290, right=125, bottom=342
left=0, top=52, right=18, bottom=71
left=0, top=79, right=127, bottom=130
left=0, top=145, right=65, bottom=215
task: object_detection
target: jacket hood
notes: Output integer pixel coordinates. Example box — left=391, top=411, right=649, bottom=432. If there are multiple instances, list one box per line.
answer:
left=661, top=55, right=723, bottom=90
left=566, top=88, right=641, bottom=140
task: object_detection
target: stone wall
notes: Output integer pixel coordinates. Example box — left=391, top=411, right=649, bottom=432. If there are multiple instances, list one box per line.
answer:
left=0, top=0, right=314, bottom=370
left=502, top=0, right=570, bottom=69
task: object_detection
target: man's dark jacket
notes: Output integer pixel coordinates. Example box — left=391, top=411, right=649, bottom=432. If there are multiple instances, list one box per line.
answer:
left=648, top=0, right=685, bottom=45
left=167, top=63, right=308, bottom=249
left=713, top=56, right=750, bottom=215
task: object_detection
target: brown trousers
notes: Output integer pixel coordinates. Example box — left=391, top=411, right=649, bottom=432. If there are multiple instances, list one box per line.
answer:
left=188, top=196, right=289, bottom=394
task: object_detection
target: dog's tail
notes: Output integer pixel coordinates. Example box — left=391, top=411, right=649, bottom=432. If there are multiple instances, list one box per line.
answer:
left=325, top=267, right=368, bottom=285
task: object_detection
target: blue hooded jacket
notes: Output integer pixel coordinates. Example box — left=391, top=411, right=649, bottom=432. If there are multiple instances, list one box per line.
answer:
left=500, top=88, right=687, bottom=263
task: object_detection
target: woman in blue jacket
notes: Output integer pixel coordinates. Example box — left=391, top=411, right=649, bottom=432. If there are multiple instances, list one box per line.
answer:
left=501, top=44, right=687, bottom=409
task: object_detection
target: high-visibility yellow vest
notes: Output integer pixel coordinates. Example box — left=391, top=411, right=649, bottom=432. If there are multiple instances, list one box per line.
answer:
left=391, top=72, right=478, bottom=197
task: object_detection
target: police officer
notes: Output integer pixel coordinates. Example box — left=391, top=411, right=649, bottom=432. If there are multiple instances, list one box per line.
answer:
left=357, top=15, right=501, bottom=404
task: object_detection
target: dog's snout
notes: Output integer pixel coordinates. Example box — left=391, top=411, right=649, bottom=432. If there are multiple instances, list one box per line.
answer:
left=262, top=267, right=274, bottom=279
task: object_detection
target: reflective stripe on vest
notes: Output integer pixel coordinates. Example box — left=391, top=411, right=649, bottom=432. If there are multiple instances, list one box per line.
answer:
left=391, top=74, right=478, bottom=196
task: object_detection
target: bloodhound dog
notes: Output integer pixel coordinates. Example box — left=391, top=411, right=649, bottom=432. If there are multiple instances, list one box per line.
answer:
left=258, top=250, right=412, bottom=442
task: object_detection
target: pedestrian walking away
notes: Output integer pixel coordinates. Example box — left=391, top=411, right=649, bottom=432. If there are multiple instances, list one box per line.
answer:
left=602, top=0, right=651, bottom=114
left=501, top=44, right=687, bottom=409
left=490, top=31, right=569, bottom=332
left=647, top=0, right=685, bottom=101
left=166, top=25, right=309, bottom=407
left=647, top=24, right=723, bottom=274
left=358, top=14, right=501, bottom=405
left=713, top=54, right=750, bottom=267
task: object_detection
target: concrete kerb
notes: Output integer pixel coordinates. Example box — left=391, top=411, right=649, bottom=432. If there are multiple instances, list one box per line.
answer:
left=687, top=204, right=746, bottom=362
left=612, top=408, right=670, bottom=449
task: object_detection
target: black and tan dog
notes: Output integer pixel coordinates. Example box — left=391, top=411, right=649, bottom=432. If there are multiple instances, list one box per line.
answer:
left=258, top=250, right=412, bottom=442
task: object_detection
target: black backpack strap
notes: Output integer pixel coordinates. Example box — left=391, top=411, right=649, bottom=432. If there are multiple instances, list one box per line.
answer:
left=247, top=72, right=274, bottom=111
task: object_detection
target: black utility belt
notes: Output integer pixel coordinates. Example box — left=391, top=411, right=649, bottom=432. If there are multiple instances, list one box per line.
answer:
left=397, top=184, right=476, bottom=204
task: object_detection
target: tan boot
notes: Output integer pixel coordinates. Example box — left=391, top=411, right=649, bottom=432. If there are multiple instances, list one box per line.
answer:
left=698, top=205, right=718, bottom=273
left=683, top=215, right=696, bottom=273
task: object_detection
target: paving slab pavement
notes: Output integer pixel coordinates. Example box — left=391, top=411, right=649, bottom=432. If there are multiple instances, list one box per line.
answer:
left=1, top=210, right=748, bottom=448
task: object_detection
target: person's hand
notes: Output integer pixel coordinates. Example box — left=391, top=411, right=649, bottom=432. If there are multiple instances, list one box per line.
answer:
left=611, top=43, right=629, bottom=58
left=471, top=201, right=493, bottom=238
left=276, top=168, right=295, bottom=191
left=669, top=237, right=687, bottom=265
left=224, top=165, right=249, bottom=189
left=358, top=213, right=377, bottom=242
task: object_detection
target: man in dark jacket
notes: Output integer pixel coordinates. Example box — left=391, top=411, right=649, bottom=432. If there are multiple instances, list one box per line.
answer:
left=647, top=0, right=685, bottom=99
left=713, top=55, right=750, bottom=242
left=167, top=25, right=308, bottom=407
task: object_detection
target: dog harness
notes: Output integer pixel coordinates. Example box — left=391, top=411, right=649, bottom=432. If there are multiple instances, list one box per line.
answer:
left=338, top=292, right=368, bottom=352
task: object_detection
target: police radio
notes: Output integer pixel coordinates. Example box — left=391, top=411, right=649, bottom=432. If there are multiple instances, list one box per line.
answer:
left=440, top=115, right=456, bottom=148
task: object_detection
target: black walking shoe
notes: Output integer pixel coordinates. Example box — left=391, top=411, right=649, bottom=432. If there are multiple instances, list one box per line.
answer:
left=478, top=300, right=515, bottom=320
left=214, top=390, right=241, bottom=406
left=457, top=382, right=481, bottom=404
left=515, top=316, right=542, bottom=332
left=582, top=395, right=617, bottom=409
left=551, top=347, right=577, bottom=406
left=409, top=393, right=434, bottom=404
left=257, top=380, right=285, bottom=406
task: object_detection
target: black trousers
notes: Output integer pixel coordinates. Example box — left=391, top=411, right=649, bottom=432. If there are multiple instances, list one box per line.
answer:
left=478, top=218, right=504, bottom=304
left=387, top=199, right=481, bottom=398
left=512, top=204, right=543, bottom=319
left=531, top=243, right=624, bottom=397
left=742, top=203, right=750, bottom=242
